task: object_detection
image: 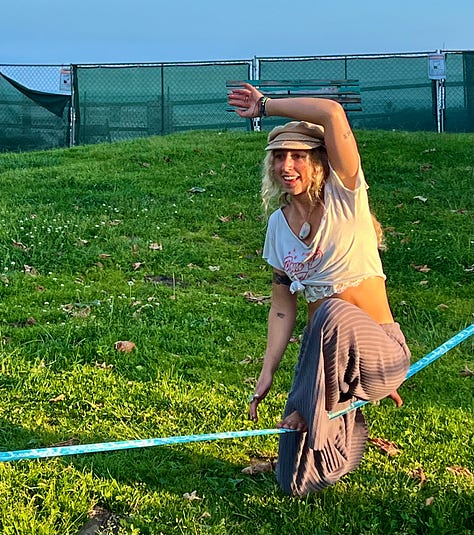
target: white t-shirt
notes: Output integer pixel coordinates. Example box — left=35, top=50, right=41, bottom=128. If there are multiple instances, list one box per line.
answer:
left=262, top=164, right=386, bottom=302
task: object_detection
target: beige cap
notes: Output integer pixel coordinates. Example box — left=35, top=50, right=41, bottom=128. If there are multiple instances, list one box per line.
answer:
left=265, top=121, right=325, bottom=151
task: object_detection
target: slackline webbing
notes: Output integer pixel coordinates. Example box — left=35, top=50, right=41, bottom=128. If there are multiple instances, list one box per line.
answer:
left=0, top=324, right=472, bottom=463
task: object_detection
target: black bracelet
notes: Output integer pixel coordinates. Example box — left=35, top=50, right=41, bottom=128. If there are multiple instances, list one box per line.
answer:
left=258, top=96, right=270, bottom=117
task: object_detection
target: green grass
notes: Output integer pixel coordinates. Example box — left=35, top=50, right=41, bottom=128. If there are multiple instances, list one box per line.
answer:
left=0, top=129, right=473, bottom=534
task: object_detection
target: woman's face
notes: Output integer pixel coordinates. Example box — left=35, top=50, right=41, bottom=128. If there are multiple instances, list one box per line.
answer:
left=272, top=149, right=311, bottom=197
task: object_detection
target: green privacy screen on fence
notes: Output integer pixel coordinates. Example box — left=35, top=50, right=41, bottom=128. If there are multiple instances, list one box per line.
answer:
left=258, top=52, right=474, bottom=132
left=0, top=51, right=472, bottom=152
left=74, top=62, right=252, bottom=145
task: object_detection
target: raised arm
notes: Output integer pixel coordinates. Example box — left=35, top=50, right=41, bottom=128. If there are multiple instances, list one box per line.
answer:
left=249, top=269, right=298, bottom=422
left=228, top=83, right=360, bottom=190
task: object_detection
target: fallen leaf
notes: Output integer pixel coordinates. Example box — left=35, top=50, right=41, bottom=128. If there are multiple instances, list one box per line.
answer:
left=8, top=317, right=37, bottom=328
left=95, top=361, right=113, bottom=369
left=419, top=280, right=429, bottom=286
left=412, top=264, right=431, bottom=273
left=98, top=253, right=111, bottom=259
left=188, top=187, right=206, bottom=193
left=425, top=497, right=435, bottom=506
left=23, top=265, right=38, bottom=276
left=289, top=335, right=302, bottom=344
left=368, top=437, right=401, bottom=456
left=422, top=148, right=436, bottom=153
left=239, top=356, right=253, bottom=365
left=460, top=366, right=474, bottom=377
left=77, top=505, right=122, bottom=535
left=72, top=306, right=91, bottom=318
left=447, top=466, right=474, bottom=477
left=149, top=243, right=163, bottom=250
left=12, top=240, right=28, bottom=251
left=108, top=220, right=121, bottom=226
left=49, top=394, right=65, bottom=403
left=218, top=215, right=232, bottom=222
left=409, top=467, right=426, bottom=486
left=420, top=164, right=433, bottom=172
left=114, top=341, right=136, bottom=353
left=436, top=303, right=449, bottom=310
left=183, top=490, right=202, bottom=501
left=241, top=457, right=276, bottom=474
left=243, top=291, right=271, bottom=304
left=208, top=265, right=220, bottom=271
left=413, top=195, right=428, bottom=202
left=132, top=262, right=145, bottom=270
left=241, top=462, right=273, bottom=475
left=141, top=162, right=151, bottom=167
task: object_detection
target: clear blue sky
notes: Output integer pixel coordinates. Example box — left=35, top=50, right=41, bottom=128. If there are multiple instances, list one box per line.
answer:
left=1, top=0, right=473, bottom=65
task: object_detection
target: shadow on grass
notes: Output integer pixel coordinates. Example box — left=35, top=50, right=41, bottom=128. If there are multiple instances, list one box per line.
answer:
left=1, top=417, right=473, bottom=534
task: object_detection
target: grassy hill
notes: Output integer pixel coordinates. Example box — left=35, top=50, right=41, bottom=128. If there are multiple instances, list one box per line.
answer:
left=0, top=129, right=473, bottom=534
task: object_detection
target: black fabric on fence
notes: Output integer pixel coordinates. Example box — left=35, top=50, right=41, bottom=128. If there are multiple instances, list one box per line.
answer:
left=0, top=73, right=70, bottom=118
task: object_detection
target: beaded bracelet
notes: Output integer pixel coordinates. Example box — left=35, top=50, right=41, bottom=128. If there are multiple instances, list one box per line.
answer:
left=258, top=96, right=270, bottom=117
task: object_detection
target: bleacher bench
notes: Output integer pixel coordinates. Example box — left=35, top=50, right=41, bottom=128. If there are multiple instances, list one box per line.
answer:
left=227, top=79, right=361, bottom=130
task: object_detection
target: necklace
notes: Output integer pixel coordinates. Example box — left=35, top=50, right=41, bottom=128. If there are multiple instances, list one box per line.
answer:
left=298, top=203, right=315, bottom=240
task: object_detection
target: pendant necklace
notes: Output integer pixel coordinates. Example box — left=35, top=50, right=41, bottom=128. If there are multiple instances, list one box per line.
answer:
left=298, top=203, right=315, bottom=240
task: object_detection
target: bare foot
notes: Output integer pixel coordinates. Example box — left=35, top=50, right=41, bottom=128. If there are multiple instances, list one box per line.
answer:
left=277, top=410, right=308, bottom=432
left=387, top=390, right=403, bottom=407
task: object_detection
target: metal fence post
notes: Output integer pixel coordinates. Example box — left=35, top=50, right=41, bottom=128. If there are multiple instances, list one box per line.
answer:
left=251, top=56, right=260, bottom=132
left=69, top=64, right=76, bottom=146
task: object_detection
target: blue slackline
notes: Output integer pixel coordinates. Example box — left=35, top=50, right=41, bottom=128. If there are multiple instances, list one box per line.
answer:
left=0, top=324, right=472, bottom=463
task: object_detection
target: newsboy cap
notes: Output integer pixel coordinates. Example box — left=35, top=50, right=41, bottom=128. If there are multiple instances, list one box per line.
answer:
left=265, top=121, right=325, bottom=151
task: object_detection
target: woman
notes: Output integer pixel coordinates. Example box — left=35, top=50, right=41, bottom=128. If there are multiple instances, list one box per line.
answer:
left=228, top=84, right=411, bottom=496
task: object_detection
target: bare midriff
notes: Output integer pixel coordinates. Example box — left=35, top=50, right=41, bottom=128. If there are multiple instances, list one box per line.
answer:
left=307, top=276, right=394, bottom=327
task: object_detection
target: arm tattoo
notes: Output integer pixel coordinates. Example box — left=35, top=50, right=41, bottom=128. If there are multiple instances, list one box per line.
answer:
left=273, top=271, right=291, bottom=286
left=343, top=129, right=353, bottom=140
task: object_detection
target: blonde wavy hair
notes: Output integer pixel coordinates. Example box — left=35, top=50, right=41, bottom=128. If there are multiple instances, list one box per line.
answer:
left=261, top=147, right=329, bottom=214
left=261, top=147, right=385, bottom=250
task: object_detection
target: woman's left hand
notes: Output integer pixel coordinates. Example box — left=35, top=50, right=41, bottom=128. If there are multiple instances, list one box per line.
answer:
left=228, top=82, right=264, bottom=118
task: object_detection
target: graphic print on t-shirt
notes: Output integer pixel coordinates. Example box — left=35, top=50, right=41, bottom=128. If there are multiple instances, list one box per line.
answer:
left=283, top=246, right=324, bottom=280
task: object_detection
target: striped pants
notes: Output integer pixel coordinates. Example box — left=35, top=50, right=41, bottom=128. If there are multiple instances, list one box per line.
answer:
left=276, top=298, right=411, bottom=496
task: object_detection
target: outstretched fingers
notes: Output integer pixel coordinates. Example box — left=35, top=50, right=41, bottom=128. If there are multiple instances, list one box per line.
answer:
left=228, top=83, right=262, bottom=118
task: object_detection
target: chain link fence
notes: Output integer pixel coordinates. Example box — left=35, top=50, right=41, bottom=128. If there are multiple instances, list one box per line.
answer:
left=0, top=65, right=71, bottom=151
left=0, top=51, right=472, bottom=152
left=73, top=61, right=252, bottom=145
